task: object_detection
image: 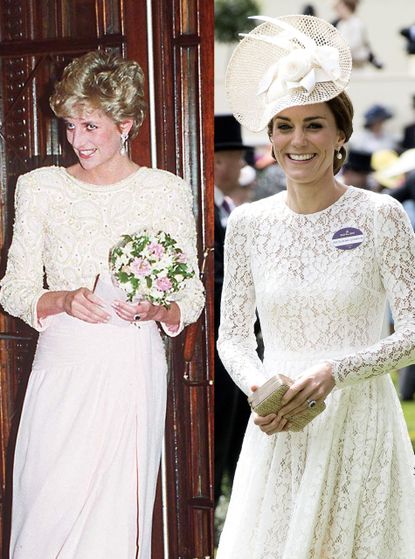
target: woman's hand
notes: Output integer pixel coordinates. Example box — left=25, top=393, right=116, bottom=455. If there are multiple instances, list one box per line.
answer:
left=37, top=288, right=110, bottom=324
left=62, top=288, right=110, bottom=323
left=251, top=384, right=289, bottom=435
left=112, top=300, right=181, bottom=331
left=277, top=362, right=335, bottom=420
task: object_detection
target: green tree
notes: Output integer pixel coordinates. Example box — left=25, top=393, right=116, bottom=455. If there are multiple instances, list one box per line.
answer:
left=215, top=0, right=262, bottom=43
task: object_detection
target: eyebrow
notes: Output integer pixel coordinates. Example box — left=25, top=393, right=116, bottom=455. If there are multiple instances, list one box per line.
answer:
left=63, top=119, right=96, bottom=124
left=275, top=115, right=327, bottom=122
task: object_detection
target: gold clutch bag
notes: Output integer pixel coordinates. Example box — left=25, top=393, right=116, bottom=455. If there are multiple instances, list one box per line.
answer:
left=247, top=374, right=326, bottom=432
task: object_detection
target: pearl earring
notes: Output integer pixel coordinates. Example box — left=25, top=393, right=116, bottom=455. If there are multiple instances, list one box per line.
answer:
left=336, top=149, right=342, bottom=160
left=120, top=132, right=129, bottom=155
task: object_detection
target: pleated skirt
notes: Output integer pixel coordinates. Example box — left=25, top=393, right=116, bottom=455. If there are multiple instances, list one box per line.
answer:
left=10, top=314, right=167, bottom=559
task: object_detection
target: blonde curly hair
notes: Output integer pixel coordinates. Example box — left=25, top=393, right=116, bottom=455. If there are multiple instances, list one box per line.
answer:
left=50, top=50, right=146, bottom=138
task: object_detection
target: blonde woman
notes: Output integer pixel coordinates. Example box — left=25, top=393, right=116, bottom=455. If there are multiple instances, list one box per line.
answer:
left=0, top=51, right=204, bottom=559
left=217, top=15, right=415, bottom=558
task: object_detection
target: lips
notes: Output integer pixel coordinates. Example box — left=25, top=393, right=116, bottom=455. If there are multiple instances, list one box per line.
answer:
left=287, top=153, right=315, bottom=161
left=77, top=148, right=97, bottom=159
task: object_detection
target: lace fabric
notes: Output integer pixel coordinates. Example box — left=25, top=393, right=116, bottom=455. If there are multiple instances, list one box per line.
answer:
left=217, top=187, right=415, bottom=558
left=0, top=166, right=204, bottom=334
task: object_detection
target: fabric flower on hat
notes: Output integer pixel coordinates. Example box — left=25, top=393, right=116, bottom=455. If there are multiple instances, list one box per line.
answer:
left=257, top=45, right=341, bottom=104
left=314, top=45, right=341, bottom=80
left=279, top=49, right=313, bottom=82
left=258, top=63, right=286, bottom=102
left=226, top=15, right=352, bottom=131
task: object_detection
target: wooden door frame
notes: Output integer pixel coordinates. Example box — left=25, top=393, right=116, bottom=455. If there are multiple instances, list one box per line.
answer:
left=125, top=1, right=215, bottom=556
left=124, top=1, right=215, bottom=556
left=0, top=1, right=214, bottom=557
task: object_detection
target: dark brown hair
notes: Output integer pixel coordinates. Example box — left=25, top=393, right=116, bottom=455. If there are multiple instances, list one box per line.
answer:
left=267, top=91, right=354, bottom=175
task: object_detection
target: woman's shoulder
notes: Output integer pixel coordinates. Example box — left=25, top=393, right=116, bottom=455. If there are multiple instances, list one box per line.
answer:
left=16, top=165, right=65, bottom=192
left=343, top=187, right=412, bottom=234
left=347, top=186, right=404, bottom=213
left=138, top=167, right=189, bottom=189
left=228, top=192, right=283, bottom=225
left=136, top=167, right=193, bottom=204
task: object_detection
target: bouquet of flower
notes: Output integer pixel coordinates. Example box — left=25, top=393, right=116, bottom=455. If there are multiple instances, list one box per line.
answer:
left=109, top=230, right=194, bottom=307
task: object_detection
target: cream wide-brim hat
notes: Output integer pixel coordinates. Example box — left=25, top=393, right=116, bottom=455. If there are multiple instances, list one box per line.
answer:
left=371, top=149, right=402, bottom=188
left=378, top=148, right=415, bottom=179
left=226, top=15, right=352, bottom=132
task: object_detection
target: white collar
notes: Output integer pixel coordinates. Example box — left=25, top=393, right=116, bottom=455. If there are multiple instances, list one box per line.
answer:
left=214, top=185, right=225, bottom=207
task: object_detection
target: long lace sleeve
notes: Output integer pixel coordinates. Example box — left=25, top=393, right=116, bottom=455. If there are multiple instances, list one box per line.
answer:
left=217, top=205, right=266, bottom=396
left=0, top=175, right=49, bottom=331
left=332, top=197, right=415, bottom=387
left=158, top=175, right=205, bottom=337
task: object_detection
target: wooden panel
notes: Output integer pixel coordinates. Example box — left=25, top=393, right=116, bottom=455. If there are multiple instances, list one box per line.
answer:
left=123, top=0, right=152, bottom=168
left=0, top=2, right=128, bottom=555
left=0, top=1, right=214, bottom=557
left=0, top=336, right=35, bottom=557
left=150, top=0, right=214, bottom=557
left=61, top=0, right=98, bottom=37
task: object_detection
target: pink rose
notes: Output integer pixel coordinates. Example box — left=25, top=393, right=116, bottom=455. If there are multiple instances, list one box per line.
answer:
left=149, top=242, right=164, bottom=258
left=155, top=277, right=172, bottom=292
left=131, top=257, right=152, bottom=277
left=177, top=252, right=187, bottom=263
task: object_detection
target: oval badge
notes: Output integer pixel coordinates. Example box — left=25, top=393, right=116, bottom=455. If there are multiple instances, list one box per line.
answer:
left=332, top=227, right=364, bottom=251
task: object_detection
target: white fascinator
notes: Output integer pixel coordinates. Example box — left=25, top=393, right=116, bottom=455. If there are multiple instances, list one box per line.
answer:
left=226, top=15, right=352, bottom=132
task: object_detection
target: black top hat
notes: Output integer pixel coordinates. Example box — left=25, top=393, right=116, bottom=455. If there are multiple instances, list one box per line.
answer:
left=344, top=150, right=373, bottom=173
left=214, top=114, right=251, bottom=152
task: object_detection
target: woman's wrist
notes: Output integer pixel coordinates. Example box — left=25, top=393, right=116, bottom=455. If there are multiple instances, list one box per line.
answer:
left=37, top=290, right=68, bottom=320
left=159, top=302, right=180, bottom=327
left=322, top=360, right=337, bottom=388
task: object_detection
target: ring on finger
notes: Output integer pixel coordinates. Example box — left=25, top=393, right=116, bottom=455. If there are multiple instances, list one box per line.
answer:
left=307, top=398, right=317, bottom=409
left=133, top=314, right=141, bottom=321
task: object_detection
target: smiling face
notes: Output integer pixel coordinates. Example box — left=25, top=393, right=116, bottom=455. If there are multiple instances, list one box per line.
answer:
left=64, top=108, right=131, bottom=174
left=270, top=103, right=345, bottom=187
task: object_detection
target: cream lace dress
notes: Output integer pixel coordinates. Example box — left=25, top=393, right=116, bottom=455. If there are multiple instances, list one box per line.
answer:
left=217, top=186, right=415, bottom=559
left=0, top=166, right=204, bottom=559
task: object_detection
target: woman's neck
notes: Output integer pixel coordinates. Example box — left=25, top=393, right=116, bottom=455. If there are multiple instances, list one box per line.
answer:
left=67, top=158, right=139, bottom=185
left=285, top=179, right=347, bottom=215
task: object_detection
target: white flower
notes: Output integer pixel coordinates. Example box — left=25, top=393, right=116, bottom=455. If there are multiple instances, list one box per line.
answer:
left=124, top=282, right=134, bottom=294
left=266, top=77, right=288, bottom=103
left=257, top=45, right=342, bottom=104
left=278, top=49, right=312, bottom=83
left=123, top=241, right=134, bottom=254
left=313, top=46, right=341, bottom=81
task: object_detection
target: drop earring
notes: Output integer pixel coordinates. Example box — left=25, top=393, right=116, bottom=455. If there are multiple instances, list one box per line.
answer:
left=120, top=132, right=129, bottom=155
left=336, top=148, right=342, bottom=160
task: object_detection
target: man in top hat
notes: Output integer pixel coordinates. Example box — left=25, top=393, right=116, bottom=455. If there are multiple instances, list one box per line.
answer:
left=341, top=149, right=375, bottom=190
left=214, top=114, right=251, bottom=505
left=214, top=114, right=248, bottom=226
